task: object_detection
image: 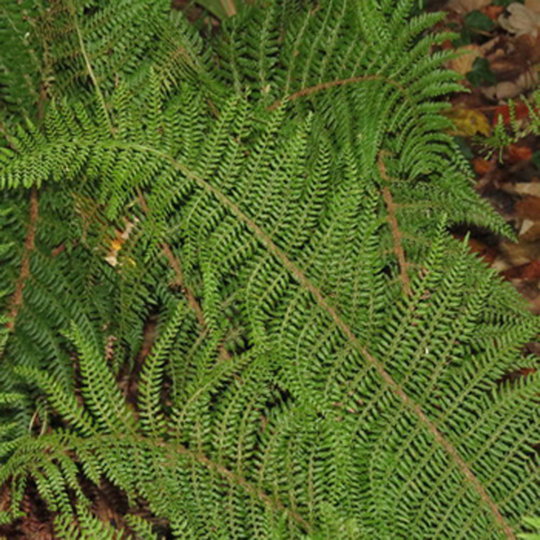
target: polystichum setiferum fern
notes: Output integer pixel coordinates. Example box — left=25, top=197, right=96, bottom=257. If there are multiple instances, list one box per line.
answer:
left=0, top=0, right=538, bottom=538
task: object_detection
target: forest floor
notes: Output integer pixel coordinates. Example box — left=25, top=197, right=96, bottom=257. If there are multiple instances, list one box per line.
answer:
left=429, top=0, right=540, bottom=314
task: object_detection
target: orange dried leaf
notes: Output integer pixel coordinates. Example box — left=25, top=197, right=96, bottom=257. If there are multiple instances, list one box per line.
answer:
left=506, top=144, right=533, bottom=162
left=441, top=39, right=455, bottom=51
left=492, top=102, right=530, bottom=126
left=501, top=261, right=539, bottom=280
left=466, top=237, right=498, bottom=264
left=484, top=5, right=504, bottom=21
left=472, top=157, right=492, bottom=175
left=515, top=196, right=540, bottom=220
left=521, top=260, right=540, bottom=280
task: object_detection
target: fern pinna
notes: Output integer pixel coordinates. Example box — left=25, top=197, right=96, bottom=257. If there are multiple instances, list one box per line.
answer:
left=0, top=0, right=538, bottom=538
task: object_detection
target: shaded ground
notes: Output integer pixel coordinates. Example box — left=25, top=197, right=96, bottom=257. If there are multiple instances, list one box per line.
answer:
left=430, top=0, right=540, bottom=311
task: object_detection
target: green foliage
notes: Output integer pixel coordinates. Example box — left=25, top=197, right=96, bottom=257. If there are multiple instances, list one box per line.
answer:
left=482, top=89, right=540, bottom=161
left=519, top=518, right=540, bottom=540
left=466, top=57, right=497, bottom=87
left=493, top=0, right=524, bottom=6
left=0, top=0, right=44, bottom=118
left=463, top=11, right=495, bottom=33
left=0, top=0, right=538, bottom=538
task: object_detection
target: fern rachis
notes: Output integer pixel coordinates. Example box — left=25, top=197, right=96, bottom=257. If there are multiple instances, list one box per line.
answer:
left=0, top=0, right=538, bottom=538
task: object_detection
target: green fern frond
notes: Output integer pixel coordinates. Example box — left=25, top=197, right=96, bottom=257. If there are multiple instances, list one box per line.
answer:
left=0, top=0, right=538, bottom=538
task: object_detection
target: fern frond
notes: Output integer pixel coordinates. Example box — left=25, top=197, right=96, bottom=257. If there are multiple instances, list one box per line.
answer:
left=0, top=0, right=538, bottom=538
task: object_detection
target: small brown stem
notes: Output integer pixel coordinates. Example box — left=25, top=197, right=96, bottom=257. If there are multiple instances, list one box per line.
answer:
left=175, top=445, right=310, bottom=532
left=268, top=75, right=408, bottom=111
left=5, top=187, right=39, bottom=331
left=378, top=153, right=411, bottom=297
left=162, top=244, right=205, bottom=328
left=118, top=315, right=158, bottom=409
left=51, top=244, right=66, bottom=257
left=220, top=0, right=236, bottom=17
left=136, top=190, right=206, bottom=329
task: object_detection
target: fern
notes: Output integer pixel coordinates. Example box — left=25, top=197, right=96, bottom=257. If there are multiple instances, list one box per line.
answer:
left=0, top=0, right=538, bottom=538
left=482, top=89, right=540, bottom=161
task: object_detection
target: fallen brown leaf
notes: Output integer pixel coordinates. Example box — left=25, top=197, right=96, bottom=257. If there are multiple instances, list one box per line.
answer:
left=500, top=237, right=540, bottom=266
left=503, top=179, right=540, bottom=198
left=515, top=196, right=540, bottom=220
left=502, top=259, right=540, bottom=280
left=506, top=144, right=533, bottom=162
left=483, top=69, right=539, bottom=100
left=446, top=45, right=482, bottom=76
left=484, top=5, right=504, bottom=21
left=518, top=218, right=540, bottom=242
left=525, top=0, right=540, bottom=15
left=472, top=157, right=493, bottom=175
left=466, top=236, right=499, bottom=264
left=498, top=3, right=540, bottom=37
left=488, top=52, right=529, bottom=80
left=513, top=280, right=540, bottom=313
left=447, top=0, right=490, bottom=14
left=515, top=32, right=540, bottom=63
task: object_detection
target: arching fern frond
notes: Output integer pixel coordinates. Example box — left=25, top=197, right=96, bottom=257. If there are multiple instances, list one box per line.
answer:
left=0, top=0, right=538, bottom=538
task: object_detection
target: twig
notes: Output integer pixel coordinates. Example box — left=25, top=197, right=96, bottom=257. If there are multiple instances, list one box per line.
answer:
left=220, top=0, right=236, bottom=17
left=66, top=0, right=113, bottom=134
left=118, top=315, right=158, bottom=409
left=378, top=152, right=411, bottom=297
left=162, top=244, right=205, bottom=328
left=267, top=75, right=408, bottom=111
left=136, top=190, right=206, bottom=329
left=5, top=187, right=39, bottom=331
